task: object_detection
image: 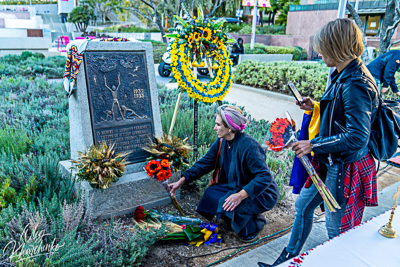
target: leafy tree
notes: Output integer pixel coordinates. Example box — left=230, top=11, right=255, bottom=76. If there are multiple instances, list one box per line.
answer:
left=263, top=0, right=299, bottom=26
left=80, top=0, right=122, bottom=24
left=68, top=5, right=95, bottom=33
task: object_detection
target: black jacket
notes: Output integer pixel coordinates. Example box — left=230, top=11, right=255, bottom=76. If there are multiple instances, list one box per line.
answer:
left=367, top=50, right=400, bottom=93
left=231, top=43, right=244, bottom=54
left=311, top=58, right=379, bottom=165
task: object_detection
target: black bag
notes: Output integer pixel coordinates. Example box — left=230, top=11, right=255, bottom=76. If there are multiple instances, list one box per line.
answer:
left=368, top=98, right=400, bottom=161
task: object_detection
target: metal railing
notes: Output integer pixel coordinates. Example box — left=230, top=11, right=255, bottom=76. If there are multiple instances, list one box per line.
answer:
left=289, top=0, right=387, bottom=11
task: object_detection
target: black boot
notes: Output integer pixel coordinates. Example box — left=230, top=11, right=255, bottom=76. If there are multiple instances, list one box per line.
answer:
left=257, top=247, right=296, bottom=267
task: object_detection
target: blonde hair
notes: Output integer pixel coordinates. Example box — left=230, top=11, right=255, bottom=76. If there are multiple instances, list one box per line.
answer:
left=313, top=18, right=363, bottom=63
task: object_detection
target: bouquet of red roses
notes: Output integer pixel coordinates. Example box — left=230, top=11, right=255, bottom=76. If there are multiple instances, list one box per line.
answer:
left=145, top=159, right=184, bottom=215
left=266, top=113, right=341, bottom=212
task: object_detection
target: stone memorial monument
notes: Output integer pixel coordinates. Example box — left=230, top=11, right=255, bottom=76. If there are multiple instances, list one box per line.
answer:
left=59, top=41, right=177, bottom=220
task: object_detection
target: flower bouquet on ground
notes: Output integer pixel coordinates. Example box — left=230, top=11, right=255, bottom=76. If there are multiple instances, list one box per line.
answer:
left=149, top=210, right=202, bottom=225
left=266, top=113, right=341, bottom=212
left=143, top=133, right=191, bottom=172
left=72, top=142, right=129, bottom=190
left=145, top=159, right=184, bottom=216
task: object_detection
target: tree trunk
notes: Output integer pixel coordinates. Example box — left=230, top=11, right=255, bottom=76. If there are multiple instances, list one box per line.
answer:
left=155, top=11, right=168, bottom=43
left=346, top=2, right=369, bottom=62
left=268, top=12, right=272, bottom=25
left=260, top=10, right=263, bottom=27
left=379, top=0, right=396, bottom=55
left=272, top=11, right=276, bottom=25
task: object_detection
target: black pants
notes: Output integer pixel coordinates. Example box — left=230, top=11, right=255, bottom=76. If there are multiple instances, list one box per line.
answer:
left=197, top=184, right=266, bottom=236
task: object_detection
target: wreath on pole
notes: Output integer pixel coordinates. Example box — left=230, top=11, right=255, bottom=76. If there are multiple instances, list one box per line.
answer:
left=165, top=7, right=234, bottom=104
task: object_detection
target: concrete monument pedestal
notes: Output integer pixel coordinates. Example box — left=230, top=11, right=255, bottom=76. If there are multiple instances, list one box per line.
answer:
left=59, top=160, right=180, bottom=220
left=59, top=40, right=177, bottom=220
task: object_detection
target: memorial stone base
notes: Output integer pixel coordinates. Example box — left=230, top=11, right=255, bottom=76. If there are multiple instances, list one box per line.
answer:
left=59, top=160, right=180, bottom=220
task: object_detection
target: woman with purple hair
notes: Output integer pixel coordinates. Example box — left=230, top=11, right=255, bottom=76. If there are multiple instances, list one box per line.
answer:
left=170, top=105, right=279, bottom=242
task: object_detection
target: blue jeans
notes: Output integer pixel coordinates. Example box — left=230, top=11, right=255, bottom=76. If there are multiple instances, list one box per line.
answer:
left=286, top=164, right=348, bottom=255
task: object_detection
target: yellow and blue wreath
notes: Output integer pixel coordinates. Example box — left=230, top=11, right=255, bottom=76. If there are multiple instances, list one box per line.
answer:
left=165, top=7, right=234, bottom=103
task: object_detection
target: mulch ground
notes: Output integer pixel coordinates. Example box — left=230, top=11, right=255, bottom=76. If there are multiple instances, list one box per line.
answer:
left=137, top=184, right=296, bottom=267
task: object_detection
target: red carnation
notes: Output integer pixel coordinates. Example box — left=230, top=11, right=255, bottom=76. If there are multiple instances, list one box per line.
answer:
left=134, top=206, right=145, bottom=222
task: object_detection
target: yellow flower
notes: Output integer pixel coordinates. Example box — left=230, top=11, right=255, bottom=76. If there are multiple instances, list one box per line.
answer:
left=188, top=33, right=194, bottom=44
left=195, top=20, right=199, bottom=23
left=185, top=35, right=188, bottom=38
left=198, top=61, right=205, bottom=68
left=212, top=63, right=218, bottom=70
left=192, top=61, right=199, bottom=67
left=207, top=23, right=210, bottom=27
left=202, top=28, right=212, bottom=41
left=194, top=32, right=201, bottom=42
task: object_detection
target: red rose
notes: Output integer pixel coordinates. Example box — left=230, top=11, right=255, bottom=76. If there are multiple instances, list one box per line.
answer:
left=134, top=206, right=145, bottom=222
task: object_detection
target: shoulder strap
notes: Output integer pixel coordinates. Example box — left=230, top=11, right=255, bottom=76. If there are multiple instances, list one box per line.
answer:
left=214, top=138, right=223, bottom=170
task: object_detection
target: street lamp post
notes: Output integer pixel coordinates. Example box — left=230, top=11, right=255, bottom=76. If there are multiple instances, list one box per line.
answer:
left=250, top=0, right=258, bottom=49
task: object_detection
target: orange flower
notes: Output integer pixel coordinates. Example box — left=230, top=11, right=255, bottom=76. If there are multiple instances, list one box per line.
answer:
left=156, top=169, right=167, bottom=182
left=161, top=159, right=170, bottom=168
left=145, top=160, right=161, bottom=177
left=165, top=169, right=172, bottom=180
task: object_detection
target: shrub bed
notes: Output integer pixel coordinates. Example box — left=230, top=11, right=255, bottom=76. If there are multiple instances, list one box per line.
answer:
left=0, top=75, right=164, bottom=266
left=226, top=24, right=286, bottom=35
left=94, top=25, right=160, bottom=33
left=244, top=43, right=307, bottom=61
left=233, top=60, right=329, bottom=100
left=0, top=51, right=66, bottom=78
left=233, top=60, right=400, bottom=101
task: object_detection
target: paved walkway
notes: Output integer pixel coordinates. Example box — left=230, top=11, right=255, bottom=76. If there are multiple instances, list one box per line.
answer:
left=216, top=180, right=400, bottom=267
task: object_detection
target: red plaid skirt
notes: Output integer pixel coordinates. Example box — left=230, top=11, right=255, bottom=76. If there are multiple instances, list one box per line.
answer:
left=304, top=153, right=378, bottom=233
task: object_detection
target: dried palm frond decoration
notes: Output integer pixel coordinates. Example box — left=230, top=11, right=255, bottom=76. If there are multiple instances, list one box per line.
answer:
left=72, top=142, right=129, bottom=190
left=143, top=133, right=191, bottom=171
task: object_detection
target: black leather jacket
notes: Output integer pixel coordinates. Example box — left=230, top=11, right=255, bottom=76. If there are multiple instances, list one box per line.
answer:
left=311, top=58, right=379, bottom=165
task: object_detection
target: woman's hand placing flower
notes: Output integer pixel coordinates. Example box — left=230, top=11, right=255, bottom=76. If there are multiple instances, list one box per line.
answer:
left=223, top=190, right=248, bottom=211
left=169, top=177, right=186, bottom=196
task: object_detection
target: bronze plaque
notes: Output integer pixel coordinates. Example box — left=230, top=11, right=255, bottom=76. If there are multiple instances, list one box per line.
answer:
left=84, top=51, right=153, bottom=164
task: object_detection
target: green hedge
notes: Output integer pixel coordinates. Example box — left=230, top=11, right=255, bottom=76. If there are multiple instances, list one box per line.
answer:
left=244, top=43, right=307, bottom=61
left=226, top=24, right=286, bottom=35
left=233, top=60, right=400, bottom=101
left=233, top=60, right=329, bottom=100
left=0, top=51, right=66, bottom=78
left=94, top=25, right=160, bottom=33
left=0, top=1, right=56, bottom=4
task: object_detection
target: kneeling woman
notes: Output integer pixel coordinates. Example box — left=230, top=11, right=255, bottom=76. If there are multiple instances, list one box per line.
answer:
left=170, top=105, right=279, bottom=242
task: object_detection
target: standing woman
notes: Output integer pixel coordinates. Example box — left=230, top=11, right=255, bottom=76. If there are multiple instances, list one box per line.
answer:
left=170, top=105, right=279, bottom=243
left=258, top=18, right=379, bottom=266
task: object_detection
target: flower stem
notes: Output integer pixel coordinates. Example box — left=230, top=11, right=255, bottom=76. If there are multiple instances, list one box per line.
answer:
left=170, top=193, right=184, bottom=216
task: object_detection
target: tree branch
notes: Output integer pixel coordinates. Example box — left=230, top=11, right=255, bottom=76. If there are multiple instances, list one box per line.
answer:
left=346, top=1, right=369, bottom=61
left=346, top=1, right=364, bottom=33
left=382, top=0, right=400, bottom=42
left=206, top=0, right=229, bottom=18
left=127, top=7, right=157, bottom=26
left=138, top=0, right=154, bottom=10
